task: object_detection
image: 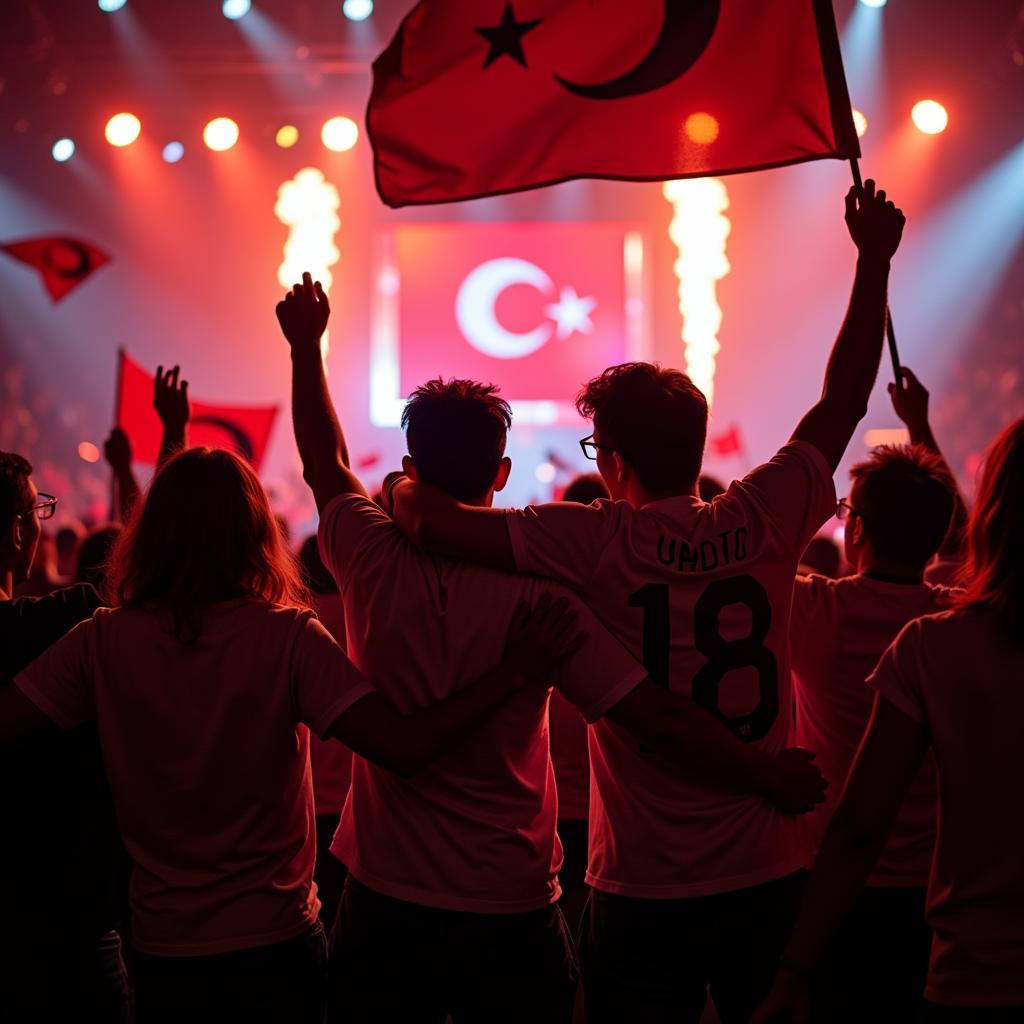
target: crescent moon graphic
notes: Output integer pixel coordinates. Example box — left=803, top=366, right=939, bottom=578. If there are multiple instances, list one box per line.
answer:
left=555, top=0, right=720, bottom=100
left=191, top=415, right=255, bottom=462
left=43, top=239, right=90, bottom=279
left=455, top=258, right=554, bottom=360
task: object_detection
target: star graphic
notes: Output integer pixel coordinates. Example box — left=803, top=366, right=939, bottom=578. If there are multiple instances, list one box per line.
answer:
left=475, top=3, right=542, bottom=70
left=545, top=285, right=597, bottom=340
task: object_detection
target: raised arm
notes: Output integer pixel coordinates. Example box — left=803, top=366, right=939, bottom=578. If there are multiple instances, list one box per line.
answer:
left=792, top=180, right=906, bottom=472
left=327, top=594, right=582, bottom=776
left=888, top=366, right=968, bottom=554
left=154, top=365, right=190, bottom=468
left=103, top=427, right=140, bottom=522
left=277, top=272, right=367, bottom=511
left=606, top=679, right=827, bottom=814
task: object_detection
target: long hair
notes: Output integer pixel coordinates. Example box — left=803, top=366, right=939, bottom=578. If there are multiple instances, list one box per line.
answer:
left=958, top=418, right=1024, bottom=642
left=109, top=447, right=308, bottom=642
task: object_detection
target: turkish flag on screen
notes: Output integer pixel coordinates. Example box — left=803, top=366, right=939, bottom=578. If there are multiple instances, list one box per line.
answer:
left=116, top=352, right=278, bottom=470
left=369, top=0, right=859, bottom=206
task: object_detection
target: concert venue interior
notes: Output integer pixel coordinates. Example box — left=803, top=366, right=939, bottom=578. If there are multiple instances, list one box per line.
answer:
left=3, top=0, right=1021, bottom=533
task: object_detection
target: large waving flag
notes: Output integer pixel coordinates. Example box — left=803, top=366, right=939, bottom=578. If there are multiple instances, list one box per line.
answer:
left=1, top=236, right=110, bottom=301
left=116, top=351, right=278, bottom=470
left=369, top=0, right=859, bottom=207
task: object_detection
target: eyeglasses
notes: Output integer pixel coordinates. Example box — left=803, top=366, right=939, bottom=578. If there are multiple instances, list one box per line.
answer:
left=579, top=435, right=615, bottom=461
left=24, top=492, right=58, bottom=521
left=836, top=498, right=862, bottom=522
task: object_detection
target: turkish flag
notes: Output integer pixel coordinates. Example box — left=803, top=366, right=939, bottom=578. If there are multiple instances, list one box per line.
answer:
left=371, top=222, right=648, bottom=426
left=709, top=425, right=745, bottom=457
left=1, top=236, right=110, bottom=301
left=116, top=351, right=278, bottom=470
left=369, top=0, right=859, bottom=206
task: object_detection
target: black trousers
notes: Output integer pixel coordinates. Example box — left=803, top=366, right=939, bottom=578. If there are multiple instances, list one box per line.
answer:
left=811, top=885, right=930, bottom=1023
left=581, top=871, right=805, bottom=1024
left=133, top=921, right=327, bottom=1024
left=327, top=876, right=577, bottom=1023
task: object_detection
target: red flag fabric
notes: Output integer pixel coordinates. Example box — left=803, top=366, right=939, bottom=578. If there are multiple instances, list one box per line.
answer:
left=368, top=0, right=859, bottom=207
left=1, top=236, right=110, bottom=301
left=116, top=352, right=278, bottom=470
left=709, top=425, right=744, bottom=457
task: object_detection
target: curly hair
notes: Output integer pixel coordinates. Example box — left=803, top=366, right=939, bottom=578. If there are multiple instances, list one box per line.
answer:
left=0, top=451, right=33, bottom=528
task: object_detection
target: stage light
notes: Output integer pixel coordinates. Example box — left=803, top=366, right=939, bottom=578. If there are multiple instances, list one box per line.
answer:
left=662, top=177, right=731, bottom=409
left=684, top=112, right=719, bottom=145
left=852, top=109, right=868, bottom=137
left=78, top=442, right=100, bottom=463
left=321, top=116, right=359, bottom=152
left=275, top=168, right=341, bottom=361
left=162, top=141, right=185, bottom=163
left=105, top=112, right=141, bottom=147
left=222, top=0, right=251, bottom=19
left=858, top=0, right=886, bottom=7
left=912, top=100, right=948, bottom=135
left=276, top=124, right=299, bottom=148
left=98, top=0, right=128, bottom=11
left=342, top=0, right=374, bottom=21
left=51, top=138, right=75, bottom=162
left=203, top=117, right=239, bottom=151
left=535, top=462, right=556, bottom=484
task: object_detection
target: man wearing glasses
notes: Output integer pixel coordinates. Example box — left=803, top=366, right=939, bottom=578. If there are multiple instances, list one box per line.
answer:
left=0, top=450, right=128, bottom=1021
left=388, top=181, right=906, bottom=1021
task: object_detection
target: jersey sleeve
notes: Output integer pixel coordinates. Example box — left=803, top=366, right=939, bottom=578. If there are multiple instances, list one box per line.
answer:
left=866, top=619, right=928, bottom=728
left=289, top=611, right=376, bottom=738
left=727, top=442, right=836, bottom=558
left=318, top=493, right=401, bottom=592
left=505, top=499, right=626, bottom=589
left=13, top=617, right=98, bottom=730
left=554, top=595, right=647, bottom=723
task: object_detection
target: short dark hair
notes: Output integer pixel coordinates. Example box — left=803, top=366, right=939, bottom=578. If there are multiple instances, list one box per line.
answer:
left=0, top=451, right=33, bottom=528
left=402, top=378, right=513, bottom=502
left=576, top=363, right=708, bottom=493
left=563, top=473, right=609, bottom=506
left=849, top=445, right=956, bottom=568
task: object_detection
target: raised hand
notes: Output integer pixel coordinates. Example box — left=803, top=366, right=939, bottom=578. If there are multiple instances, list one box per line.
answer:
left=888, top=366, right=929, bottom=436
left=103, top=427, right=133, bottom=475
left=844, top=179, right=906, bottom=263
left=276, top=271, right=330, bottom=349
left=764, top=747, right=828, bottom=816
left=503, top=593, right=586, bottom=682
left=153, top=364, right=190, bottom=433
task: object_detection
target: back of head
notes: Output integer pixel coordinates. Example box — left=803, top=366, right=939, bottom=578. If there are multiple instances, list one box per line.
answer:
left=402, top=378, right=512, bottom=503
left=562, top=472, right=609, bottom=506
left=0, top=451, right=33, bottom=533
left=801, top=536, right=842, bottom=579
left=576, top=362, right=708, bottom=494
left=960, top=418, right=1024, bottom=641
left=110, top=447, right=307, bottom=641
left=698, top=474, right=726, bottom=502
left=849, top=445, right=956, bottom=569
left=76, top=524, right=122, bottom=590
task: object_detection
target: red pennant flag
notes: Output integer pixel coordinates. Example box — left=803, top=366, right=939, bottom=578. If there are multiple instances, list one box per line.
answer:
left=709, top=425, right=744, bottom=457
left=368, top=0, right=859, bottom=207
left=1, top=236, right=110, bottom=301
left=115, top=352, right=278, bottom=470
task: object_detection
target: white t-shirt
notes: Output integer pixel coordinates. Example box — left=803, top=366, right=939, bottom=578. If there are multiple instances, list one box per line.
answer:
left=506, top=442, right=836, bottom=898
left=319, top=494, right=646, bottom=914
left=15, top=601, right=373, bottom=956
left=792, top=574, right=956, bottom=886
left=868, top=606, right=1024, bottom=1007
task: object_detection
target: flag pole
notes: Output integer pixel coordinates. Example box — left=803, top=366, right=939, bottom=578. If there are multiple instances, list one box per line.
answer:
left=110, top=347, right=124, bottom=521
left=849, top=158, right=902, bottom=383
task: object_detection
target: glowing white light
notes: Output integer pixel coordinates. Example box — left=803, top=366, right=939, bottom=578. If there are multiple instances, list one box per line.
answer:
left=859, top=0, right=886, bottom=7
left=662, top=177, right=731, bottom=409
left=203, top=117, right=239, bottom=151
left=911, top=99, right=948, bottom=135
left=162, top=141, right=185, bottom=163
left=343, top=0, right=374, bottom=21
left=222, top=0, right=251, bottom=19
left=105, top=112, right=141, bottom=147
left=852, top=108, right=868, bottom=137
left=52, top=138, right=75, bottom=162
left=275, top=168, right=341, bottom=362
left=98, top=0, right=127, bottom=11
left=321, top=116, right=359, bottom=153
left=535, top=462, right=556, bottom=484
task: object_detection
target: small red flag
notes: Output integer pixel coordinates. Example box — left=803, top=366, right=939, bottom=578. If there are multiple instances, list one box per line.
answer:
left=1, top=236, right=110, bottom=301
left=115, top=352, right=278, bottom=470
left=368, top=0, right=859, bottom=207
left=709, top=425, right=744, bottom=458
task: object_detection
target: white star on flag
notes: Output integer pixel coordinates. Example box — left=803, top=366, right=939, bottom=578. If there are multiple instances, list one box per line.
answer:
left=545, top=285, right=597, bottom=340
